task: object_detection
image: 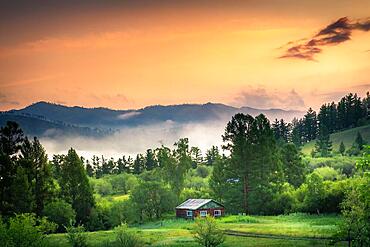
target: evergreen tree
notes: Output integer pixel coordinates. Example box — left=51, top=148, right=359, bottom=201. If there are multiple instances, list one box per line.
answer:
left=209, top=156, right=228, bottom=203
left=280, top=143, right=305, bottom=187
left=354, top=132, right=366, bottom=151
left=133, top=154, right=145, bottom=174
left=291, top=118, right=304, bottom=147
left=144, top=149, right=157, bottom=171
left=59, top=148, right=95, bottom=225
left=303, top=108, right=318, bottom=142
left=205, top=146, right=220, bottom=166
left=190, top=146, right=203, bottom=168
left=339, top=141, right=346, bottom=156
left=314, top=125, right=332, bottom=157
left=85, top=160, right=94, bottom=177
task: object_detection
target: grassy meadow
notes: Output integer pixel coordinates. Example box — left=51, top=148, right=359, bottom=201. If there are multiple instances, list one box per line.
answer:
left=46, top=214, right=346, bottom=246
left=301, top=124, right=370, bottom=155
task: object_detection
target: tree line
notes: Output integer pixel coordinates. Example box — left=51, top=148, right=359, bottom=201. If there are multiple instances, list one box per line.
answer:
left=273, top=92, right=369, bottom=146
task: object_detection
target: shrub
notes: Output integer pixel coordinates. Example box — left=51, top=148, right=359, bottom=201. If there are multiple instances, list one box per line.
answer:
left=313, top=167, right=342, bottom=181
left=4, top=213, right=56, bottom=247
left=66, top=225, right=88, bottom=247
left=192, top=216, right=225, bottom=247
left=43, top=199, right=76, bottom=232
left=114, top=223, right=143, bottom=247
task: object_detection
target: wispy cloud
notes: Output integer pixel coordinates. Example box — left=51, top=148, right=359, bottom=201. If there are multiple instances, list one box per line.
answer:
left=280, top=17, right=370, bottom=61
left=234, top=87, right=305, bottom=110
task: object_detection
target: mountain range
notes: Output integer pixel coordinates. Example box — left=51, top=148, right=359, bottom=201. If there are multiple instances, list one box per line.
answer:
left=0, top=101, right=304, bottom=138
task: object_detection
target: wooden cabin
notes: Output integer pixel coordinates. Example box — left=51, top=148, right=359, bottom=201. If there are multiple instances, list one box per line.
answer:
left=175, top=199, right=225, bottom=219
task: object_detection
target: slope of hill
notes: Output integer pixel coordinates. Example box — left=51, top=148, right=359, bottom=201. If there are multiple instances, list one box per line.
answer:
left=2, top=101, right=304, bottom=138
left=301, top=124, right=370, bottom=155
left=0, top=113, right=111, bottom=138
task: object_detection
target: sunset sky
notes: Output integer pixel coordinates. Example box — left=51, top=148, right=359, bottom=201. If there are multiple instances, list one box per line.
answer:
left=1, top=0, right=369, bottom=111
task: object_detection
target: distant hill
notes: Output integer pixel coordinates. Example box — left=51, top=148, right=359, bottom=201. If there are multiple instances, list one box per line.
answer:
left=1, top=101, right=304, bottom=138
left=301, top=124, right=370, bottom=155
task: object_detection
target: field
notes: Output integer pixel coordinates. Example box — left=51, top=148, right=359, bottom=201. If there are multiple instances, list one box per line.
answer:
left=46, top=214, right=346, bottom=246
left=301, top=124, right=370, bottom=155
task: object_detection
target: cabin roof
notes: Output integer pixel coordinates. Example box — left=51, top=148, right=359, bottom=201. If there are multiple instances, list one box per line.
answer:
left=175, top=199, right=223, bottom=210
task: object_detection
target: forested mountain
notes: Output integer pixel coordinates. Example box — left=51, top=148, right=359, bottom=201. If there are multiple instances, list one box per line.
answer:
left=1, top=101, right=304, bottom=137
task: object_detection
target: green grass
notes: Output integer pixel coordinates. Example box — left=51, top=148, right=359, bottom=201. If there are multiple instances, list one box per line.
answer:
left=46, top=214, right=345, bottom=246
left=301, top=124, right=370, bottom=155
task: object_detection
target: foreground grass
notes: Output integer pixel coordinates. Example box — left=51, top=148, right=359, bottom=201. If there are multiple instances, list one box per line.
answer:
left=47, top=214, right=345, bottom=246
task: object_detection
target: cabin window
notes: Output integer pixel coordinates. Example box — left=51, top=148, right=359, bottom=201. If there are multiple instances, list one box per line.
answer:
left=186, top=210, right=193, bottom=217
left=214, top=210, right=221, bottom=216
left=200, top=211, right=207, bottom=217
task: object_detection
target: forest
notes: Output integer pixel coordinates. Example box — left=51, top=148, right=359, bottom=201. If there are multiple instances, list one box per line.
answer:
left=0, top=92, right=369, bottom=247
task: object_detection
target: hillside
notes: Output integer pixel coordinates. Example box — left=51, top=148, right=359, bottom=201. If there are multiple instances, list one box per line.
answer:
left=301, top=124, right=370, bottom=155
left=2, top=101, right=304, bottom=138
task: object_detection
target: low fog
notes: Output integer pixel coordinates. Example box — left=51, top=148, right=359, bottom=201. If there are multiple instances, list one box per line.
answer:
left=40, top=120, right=227, bottom=160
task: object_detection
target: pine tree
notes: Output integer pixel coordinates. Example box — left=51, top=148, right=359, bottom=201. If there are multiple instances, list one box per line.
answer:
left=205, top=146, right=220, bottom=166
left=59, top=148, right=95, bottom=225
left=354, top=132, right=366, bottom=151
left=144, top=149, right=157, bottom=171
left=314, top=125, right=332, bottom=157
left=339, top=141, right=346, bottom=156
left=0, top=121, right=25, bottom=216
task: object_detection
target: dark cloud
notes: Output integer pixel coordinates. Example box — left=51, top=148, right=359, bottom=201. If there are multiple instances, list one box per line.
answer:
left=235, top=88, right=305, bottom=110
left=280, top=17, right=370, bottom=61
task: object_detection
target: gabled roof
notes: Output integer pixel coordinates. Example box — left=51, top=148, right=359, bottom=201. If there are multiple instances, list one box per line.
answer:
left=176, top=199, right=223, bottom=210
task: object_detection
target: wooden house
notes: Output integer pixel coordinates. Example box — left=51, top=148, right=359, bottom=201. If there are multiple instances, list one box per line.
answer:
left=175, top=199, right=224, bottom=219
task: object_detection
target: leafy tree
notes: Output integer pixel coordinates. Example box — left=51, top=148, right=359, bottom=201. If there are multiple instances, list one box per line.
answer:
left=59, top=148, right=95, bottom=225
left=192, top=216, right=225, bottom=247
left=130, top=181, right=176, bottom=222
left=339, top=141, right=346, bottom=156
left=302, top=173, right=325, bottom=214
left=338, top=146, right=370, bottom=247
left=162, top=139, right=192, bottom=198
left=43, top=199, right=76, bottom=232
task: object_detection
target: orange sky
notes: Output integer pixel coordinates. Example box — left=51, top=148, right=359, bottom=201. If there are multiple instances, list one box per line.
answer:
left=0, top=0, right=369, bottom=111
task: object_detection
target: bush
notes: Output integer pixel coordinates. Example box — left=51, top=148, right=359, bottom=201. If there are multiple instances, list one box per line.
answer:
left=196, top=165, right=210, bottom=178
left=66, top=225, right=88, bottom=247
left=1, top=213, right=56, bottom=247
left=192, top=216, right=225, bottom=247
left=109, top=200, right=136, bottom=227
left=43, top=199, right=76, bottom=232
left=91, top=179, right=113, bottom=196
left=114, top=223, right=143, bottom=247
left=313, top=167, right=342, bottom=181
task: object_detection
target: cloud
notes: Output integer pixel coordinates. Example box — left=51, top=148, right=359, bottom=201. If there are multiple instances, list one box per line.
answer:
left=117, top=111, right=141, bottom=120
left=234, top=88, right=305, bottom=110
left=40, top=121, right=226, bottom=160
left=0, top=93, right=19, bottom=106
left=280, top=17, right=370, bottom=61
